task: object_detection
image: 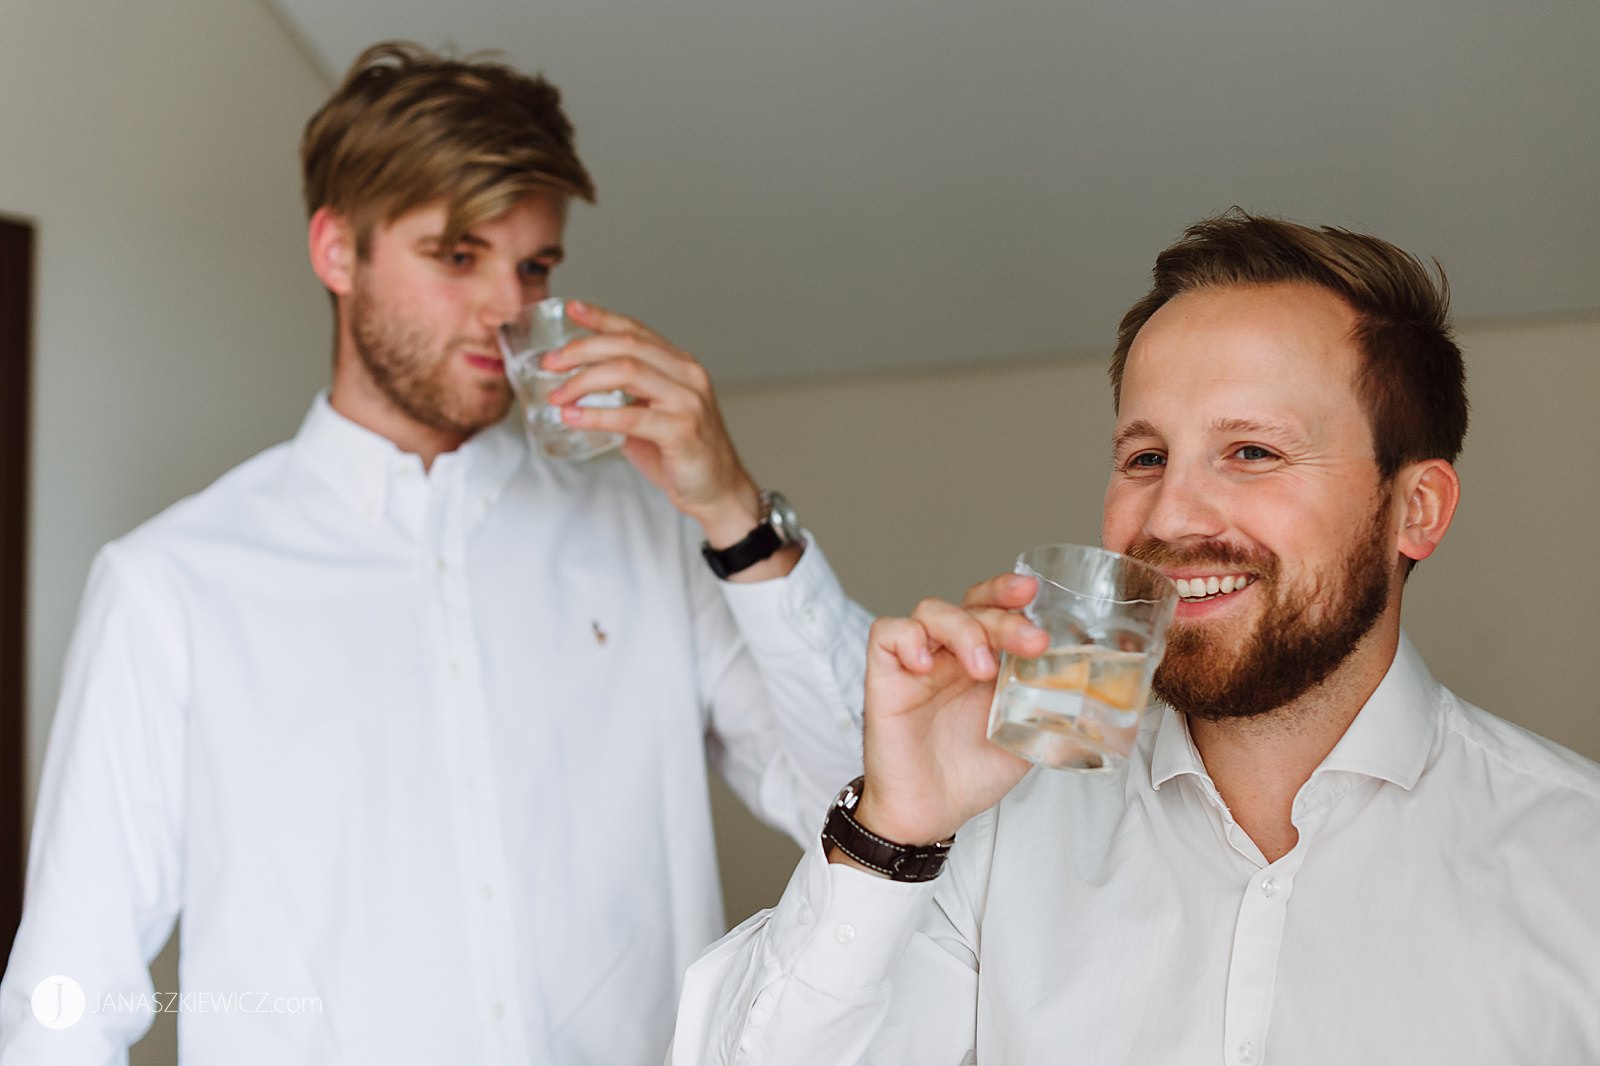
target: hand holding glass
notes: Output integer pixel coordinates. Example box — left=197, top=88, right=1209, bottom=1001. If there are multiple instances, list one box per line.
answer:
left=498, top=297, right=628, bottom=461
left=986, top=544, right=1178, bottom=772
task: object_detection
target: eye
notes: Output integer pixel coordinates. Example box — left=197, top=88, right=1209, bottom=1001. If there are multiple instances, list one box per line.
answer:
left=1125, top=451, right=1165, bottom=470
left=442, top=249, right=475, bottom=270
left=1233, top=445, right=1278, bottom=461
left=518, top=260, right=551, bottom=282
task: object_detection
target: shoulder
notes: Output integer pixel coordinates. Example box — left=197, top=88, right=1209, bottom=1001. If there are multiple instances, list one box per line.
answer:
left=1437, top=688, right=1600, bottom=804
left=108, top=441, right=297, bottom=577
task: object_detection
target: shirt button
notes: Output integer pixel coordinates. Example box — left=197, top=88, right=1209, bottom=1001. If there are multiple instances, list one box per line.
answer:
left=834, top=923, right=856, bottom=945
left=490, top=1002, right=506, bottom=1021
left=480, top=884, right=494, bottom=902
left=1238, top=1039, right=1254, bottom=1062
left=1261, top=877, right=1283, bottom=900
left=796, top=900, right=813, bottom=925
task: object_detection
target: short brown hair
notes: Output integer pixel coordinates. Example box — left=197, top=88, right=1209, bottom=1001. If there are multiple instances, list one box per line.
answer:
left=301, top=41, right=596, bottom=255
left=1110, top=211, right=1468, bottom=479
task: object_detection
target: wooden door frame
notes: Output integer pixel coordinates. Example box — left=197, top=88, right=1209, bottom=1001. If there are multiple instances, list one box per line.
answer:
left=0, top=215, right=33, bottom=954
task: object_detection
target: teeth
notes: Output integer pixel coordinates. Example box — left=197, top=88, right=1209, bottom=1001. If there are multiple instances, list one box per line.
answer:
left=1175, top=574, right=1252, bottom=601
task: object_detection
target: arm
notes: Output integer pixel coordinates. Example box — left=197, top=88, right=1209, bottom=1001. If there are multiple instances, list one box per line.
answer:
left=690, top=530, right=869, bottom=848
left=670, top=827, right=988, bottom=1066
left=0, top=546, right=188, bottom=1064
left=543, top=299, right=798, bottom=583
left=670, top=576, right=1051, bottom=1063
left=540, top=299, right=870, bottom=840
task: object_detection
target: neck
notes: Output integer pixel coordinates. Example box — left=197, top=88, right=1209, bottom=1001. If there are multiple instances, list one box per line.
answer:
left=1186, top=619, right=1400, bottom=863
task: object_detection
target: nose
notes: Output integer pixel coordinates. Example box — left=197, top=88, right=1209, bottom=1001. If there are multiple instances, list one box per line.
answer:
left=1139, top=461, right=1227, bottom=546
left=478, top=272, right=527, bottom=333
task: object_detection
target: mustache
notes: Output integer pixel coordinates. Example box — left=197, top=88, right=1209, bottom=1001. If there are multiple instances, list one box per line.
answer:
left=1123, top=538, right=1277, bottom=578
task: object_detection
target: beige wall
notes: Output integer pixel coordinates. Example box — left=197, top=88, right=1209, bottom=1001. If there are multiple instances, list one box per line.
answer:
left=2, top=2, right=332, bottom=1060
left=712, top=312, right=1600, bottom=925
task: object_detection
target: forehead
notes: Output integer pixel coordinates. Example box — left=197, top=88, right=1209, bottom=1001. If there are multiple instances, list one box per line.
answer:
left=378, top=193, right=568, bottom=245
left=1117, top=283, right=1368, bottom=444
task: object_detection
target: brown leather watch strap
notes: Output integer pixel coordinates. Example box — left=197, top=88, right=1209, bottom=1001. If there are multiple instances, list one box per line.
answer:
left=820, top=777, right=953, bottom=883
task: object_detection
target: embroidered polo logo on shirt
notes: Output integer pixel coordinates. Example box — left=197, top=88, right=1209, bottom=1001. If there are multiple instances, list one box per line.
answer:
left=591, top=620, right=607, bottom=646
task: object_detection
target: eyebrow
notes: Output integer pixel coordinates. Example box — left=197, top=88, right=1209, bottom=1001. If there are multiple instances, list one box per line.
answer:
left=1111, top=419, right=1159, bottom=457
left=424, top=233, right=566, bottom=262
left=1110, top=417, right=1309, bottom=455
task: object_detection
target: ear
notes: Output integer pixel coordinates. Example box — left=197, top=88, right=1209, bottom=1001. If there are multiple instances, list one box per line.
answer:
left=1394, top=459, right=1460, bottom=564
left=308, top=207, right=357, bottom=296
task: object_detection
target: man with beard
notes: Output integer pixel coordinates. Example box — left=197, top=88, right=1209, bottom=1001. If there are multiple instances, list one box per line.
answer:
left=0, top=43, right=868, bottom=1065
left=669, top=213, right=1600, bottom=1064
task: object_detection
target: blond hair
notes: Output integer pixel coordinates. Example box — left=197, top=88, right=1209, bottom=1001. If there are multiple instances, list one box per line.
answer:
left=301, top=41, right=596, bottom=255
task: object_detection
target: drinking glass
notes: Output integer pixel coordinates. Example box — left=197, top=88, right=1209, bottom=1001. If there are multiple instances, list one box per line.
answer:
left=986, top=544, right=1178, bottom=772
left=498, top=297, right=627, bottom=461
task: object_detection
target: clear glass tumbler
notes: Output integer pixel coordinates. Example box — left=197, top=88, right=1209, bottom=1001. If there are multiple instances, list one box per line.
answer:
left=986, top=544, right=1178, bottom=772
left=498, top=297, right=627, bottom=461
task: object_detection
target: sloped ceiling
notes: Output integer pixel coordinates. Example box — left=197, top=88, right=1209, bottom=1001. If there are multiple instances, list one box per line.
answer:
left=271, top=0, right=1599, bottom=382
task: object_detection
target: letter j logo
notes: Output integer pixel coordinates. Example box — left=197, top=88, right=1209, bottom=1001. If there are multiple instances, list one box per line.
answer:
left=31, top=975, right=87, bottom=1030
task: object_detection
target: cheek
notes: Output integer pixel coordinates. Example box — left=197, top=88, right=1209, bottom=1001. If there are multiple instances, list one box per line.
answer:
left=1100, top=480, right=1150, bottom=552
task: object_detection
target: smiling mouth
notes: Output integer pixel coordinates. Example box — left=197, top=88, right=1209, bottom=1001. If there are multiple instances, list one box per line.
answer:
left=1173, top=574, right=1256, bottom=603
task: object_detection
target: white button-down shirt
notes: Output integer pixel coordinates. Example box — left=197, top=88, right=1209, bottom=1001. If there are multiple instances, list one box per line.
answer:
left=672, top=635, right=1600, bottom=1065
left=0, top=396, right=868, bottom=1065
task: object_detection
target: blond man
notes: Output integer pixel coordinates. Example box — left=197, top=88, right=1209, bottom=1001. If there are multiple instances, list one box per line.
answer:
left=0, top=43, right=867, bottom=1064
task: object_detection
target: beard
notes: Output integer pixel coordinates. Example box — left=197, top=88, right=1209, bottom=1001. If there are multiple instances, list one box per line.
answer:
left=348, top=281, right=513, bottom=439
left=1125, top=494, right=1394, bottom=721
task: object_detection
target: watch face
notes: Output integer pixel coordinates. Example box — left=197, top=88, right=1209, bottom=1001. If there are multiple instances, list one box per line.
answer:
left=765, top=491, right=800, bottom=545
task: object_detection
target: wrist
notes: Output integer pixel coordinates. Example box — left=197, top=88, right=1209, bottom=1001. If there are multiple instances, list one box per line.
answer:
left=854, top=793, right=954, bottom=850
left=821, top=777, right=953, bottom=883
left=690, top=480, right=762, bottom=548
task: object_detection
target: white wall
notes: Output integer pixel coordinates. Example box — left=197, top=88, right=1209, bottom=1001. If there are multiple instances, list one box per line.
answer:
left=712, top=313, right=1600, bottom=924
left=1, top=3, right=332, bottom=1060
left=1, top=0, right=332, bottom=802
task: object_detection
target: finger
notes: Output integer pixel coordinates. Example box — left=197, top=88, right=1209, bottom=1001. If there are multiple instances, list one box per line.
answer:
left=563, top=299, right=668, bottom=347
left=907, top=599, right=1003, bottom=679
left=911, top=598, right=1049, bottom=676
left=960, top=572, right=1038, bottom=611
left=558, top=401, right=690, bottom=446
left=541, top=331, right=677, bottom=373
left=546, top=357, right=696, bottom=411
left=869, top=617, right=935, bottom=674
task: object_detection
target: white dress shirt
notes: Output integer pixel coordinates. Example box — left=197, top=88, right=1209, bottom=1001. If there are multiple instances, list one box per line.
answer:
left=0, top=395, right=868, bottom=1065
left=672, top=634, right=1600, bottom=1065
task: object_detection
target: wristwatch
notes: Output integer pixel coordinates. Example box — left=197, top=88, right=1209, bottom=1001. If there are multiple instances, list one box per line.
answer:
left=820, top=776, right=954, bottom=883
left=700, top=490, right=801, bottom=579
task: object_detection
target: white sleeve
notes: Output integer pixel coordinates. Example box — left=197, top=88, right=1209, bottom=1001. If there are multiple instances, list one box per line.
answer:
left=0, top=545, right=188, bottom=1064
left=669, top=826, right=988, bottom=1066
left=693, top=532, right=871, bottom=847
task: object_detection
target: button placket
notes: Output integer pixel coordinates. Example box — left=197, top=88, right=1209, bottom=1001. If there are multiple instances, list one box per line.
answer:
left=429, top=465, right=529, bottom=1060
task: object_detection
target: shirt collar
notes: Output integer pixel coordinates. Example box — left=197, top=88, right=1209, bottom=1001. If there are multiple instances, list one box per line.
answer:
left=1147, top=630, right=1441, bottom=792
left=291, top=392, right=526, bottom=522
left=1314, top=630, right=1439, bottom=790
left=1149, top=703, right=1204, bottom=790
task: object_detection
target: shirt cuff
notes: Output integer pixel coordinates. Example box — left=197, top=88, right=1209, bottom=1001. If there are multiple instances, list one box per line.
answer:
left=773, top=841, right=938, bottom=995
left=717, top=531, right=838, bottom=647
